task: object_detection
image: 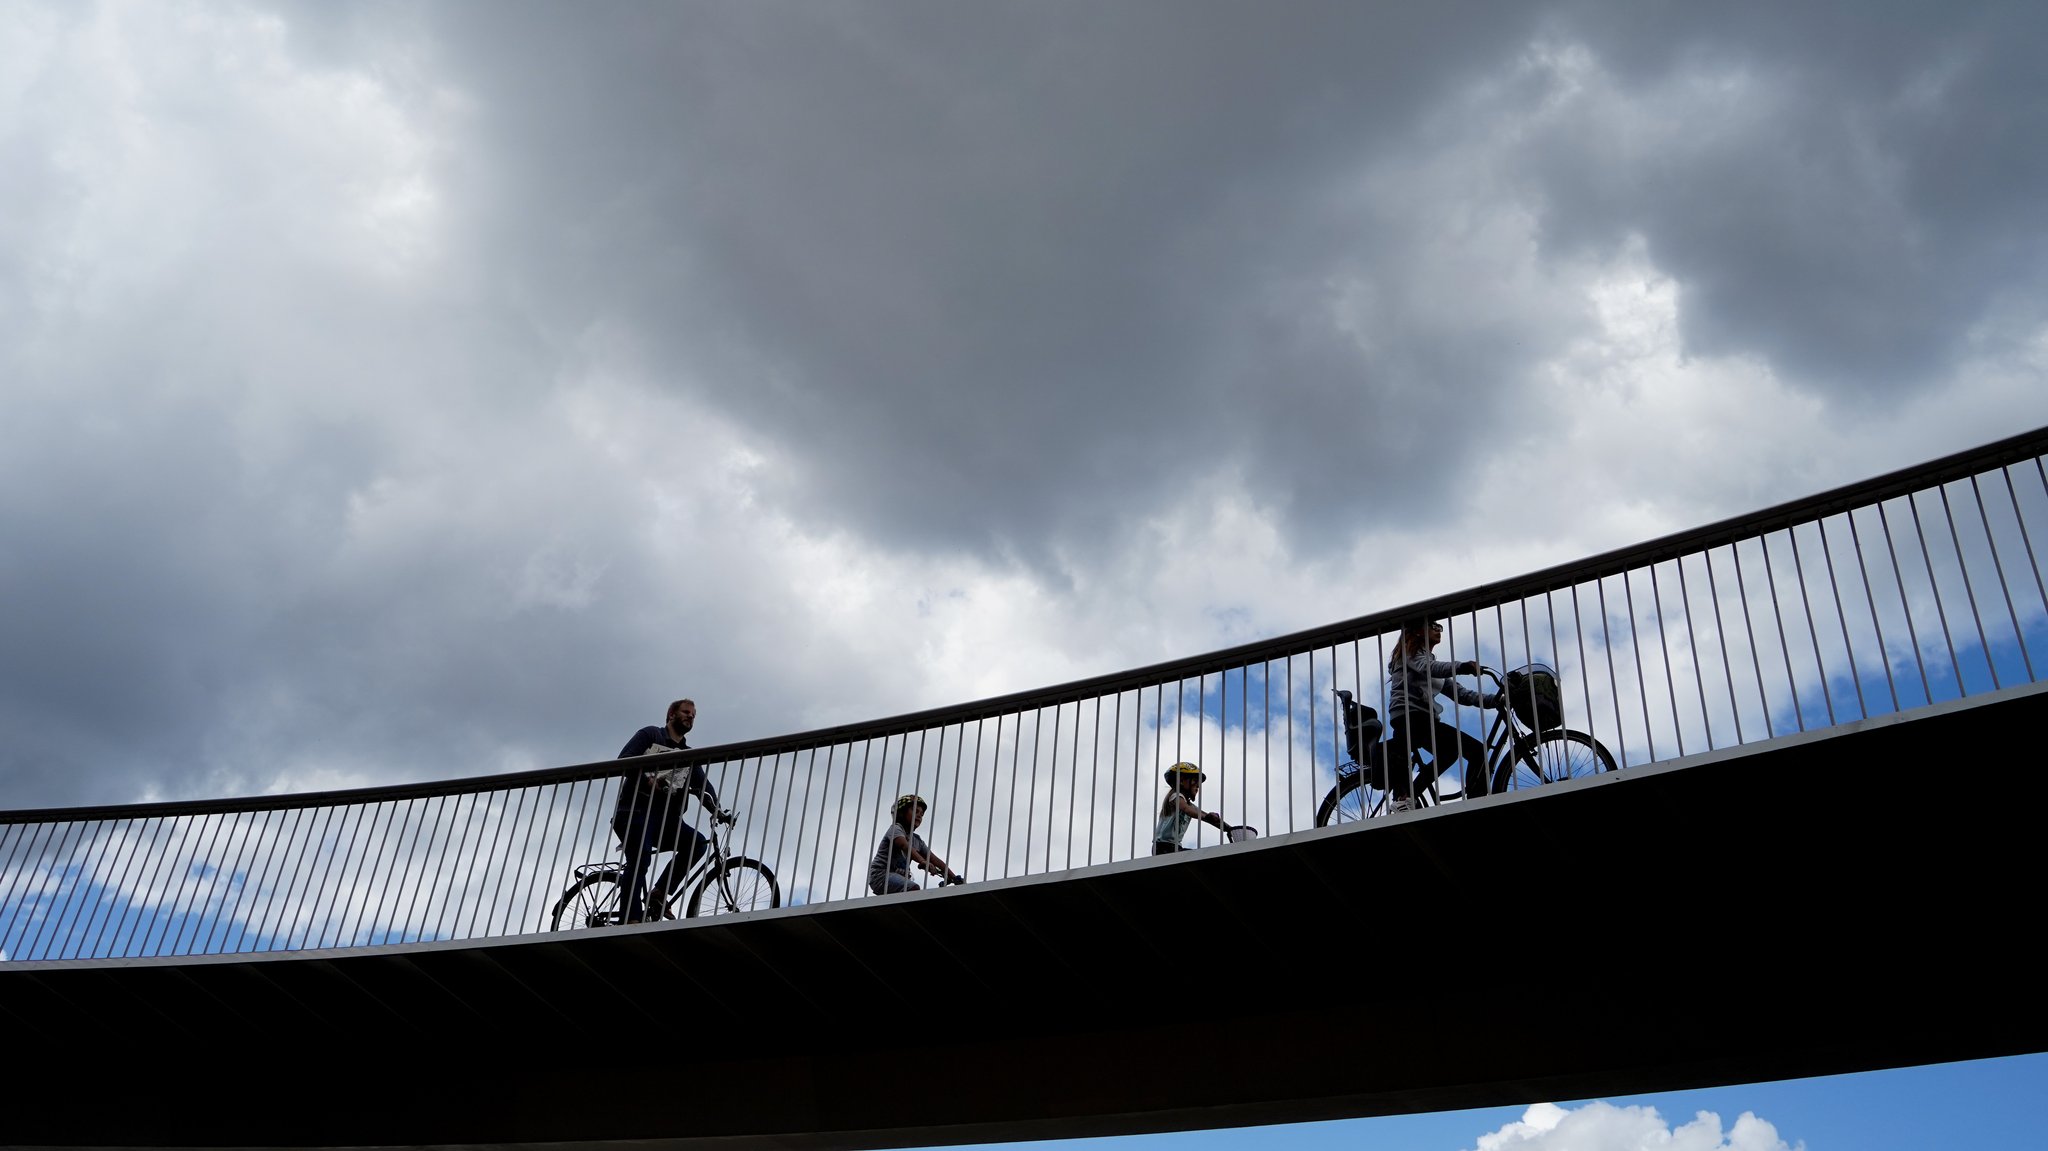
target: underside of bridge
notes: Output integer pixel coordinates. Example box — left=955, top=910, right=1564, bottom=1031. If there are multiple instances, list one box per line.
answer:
left=6, top=684, right=2045, bottom=1150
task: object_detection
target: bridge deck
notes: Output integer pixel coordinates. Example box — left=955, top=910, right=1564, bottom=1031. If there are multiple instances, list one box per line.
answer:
left=6, top=683, right=2045, bottom=1150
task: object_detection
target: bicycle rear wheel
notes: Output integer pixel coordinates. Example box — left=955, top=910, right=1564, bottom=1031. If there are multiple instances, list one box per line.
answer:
left=1491, top=729, right=1617, bottom=794
left=549, top=872, right=624, bottom=931
left=1315, top=771, right=1385, bottom=827
left=686, top=857, right=780, bottom=917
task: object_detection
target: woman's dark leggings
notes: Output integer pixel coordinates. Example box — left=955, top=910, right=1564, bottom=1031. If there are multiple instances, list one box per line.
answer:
left=1389, top=713, right=1491, bottom=802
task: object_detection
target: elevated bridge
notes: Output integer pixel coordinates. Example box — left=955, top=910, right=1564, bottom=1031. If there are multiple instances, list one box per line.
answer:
left=5, top=428, right=2047, bottom=1149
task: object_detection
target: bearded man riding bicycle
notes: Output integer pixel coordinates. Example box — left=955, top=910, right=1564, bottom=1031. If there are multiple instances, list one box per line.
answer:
left=614, top=698, right=733, bottom=923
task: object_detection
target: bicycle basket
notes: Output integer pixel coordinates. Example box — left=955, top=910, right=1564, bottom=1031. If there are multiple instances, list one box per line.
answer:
left=1504, top=664, right=1564, bottom=733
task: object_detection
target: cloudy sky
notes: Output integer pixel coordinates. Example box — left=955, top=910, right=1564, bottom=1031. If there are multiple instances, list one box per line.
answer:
left=5, top=2, right=2047, bottom=1143
left=4, top=0, right=2046, bottom=816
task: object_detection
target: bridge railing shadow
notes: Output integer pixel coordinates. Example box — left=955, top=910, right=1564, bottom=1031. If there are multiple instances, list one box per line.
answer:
left=4, top=428, right=2044, bottom=963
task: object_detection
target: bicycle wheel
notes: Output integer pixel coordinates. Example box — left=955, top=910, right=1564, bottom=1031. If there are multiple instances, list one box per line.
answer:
left=549, top=872, right=624, bottom=931
left=1315, top=771, right=1383, bottom=827
left=1491, top=729, right=1617, bottom=794
left=686, top=857, right=780, bottom=917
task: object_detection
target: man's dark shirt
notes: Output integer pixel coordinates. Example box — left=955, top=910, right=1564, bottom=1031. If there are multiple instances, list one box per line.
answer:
left=615, top=726, right=718, bottom=818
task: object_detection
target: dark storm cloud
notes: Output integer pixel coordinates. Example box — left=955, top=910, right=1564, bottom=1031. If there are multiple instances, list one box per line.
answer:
left=4, top=0, right=2046, bottom=811
left=404, top=0, right=1561, bottom=558
left=1528, top=0, right=2048, bottom=393
left=387, top=0, right=2048, bottom=568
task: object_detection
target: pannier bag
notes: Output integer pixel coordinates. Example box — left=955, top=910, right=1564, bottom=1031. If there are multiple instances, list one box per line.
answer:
left=1504, top=664, right=1564, bottom=733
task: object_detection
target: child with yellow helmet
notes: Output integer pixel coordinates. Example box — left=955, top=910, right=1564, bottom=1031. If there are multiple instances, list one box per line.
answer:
left=869, top=794, right=963, bottom=895
left=1153, top=762, right=1250, bottom=855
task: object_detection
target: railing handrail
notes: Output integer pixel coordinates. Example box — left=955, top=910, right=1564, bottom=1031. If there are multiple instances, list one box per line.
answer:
left=7, top=422, right=2044, bottom=827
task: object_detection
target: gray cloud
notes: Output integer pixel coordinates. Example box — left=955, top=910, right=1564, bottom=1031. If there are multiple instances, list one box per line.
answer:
left=2, top=1, right=2045, bottom=810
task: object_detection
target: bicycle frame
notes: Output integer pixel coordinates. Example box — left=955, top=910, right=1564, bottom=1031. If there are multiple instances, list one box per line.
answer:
left=645, top=818, right=734, bottom=916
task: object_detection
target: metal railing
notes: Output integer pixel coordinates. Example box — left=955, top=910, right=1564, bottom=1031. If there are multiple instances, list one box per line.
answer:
left=4, top=428, right=2045, bottom=962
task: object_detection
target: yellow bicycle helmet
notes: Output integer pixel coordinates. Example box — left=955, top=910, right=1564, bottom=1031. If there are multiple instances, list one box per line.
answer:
left=1163, top=761, right=1206, bottom=784
left=892, top=794, right=929, bottom=818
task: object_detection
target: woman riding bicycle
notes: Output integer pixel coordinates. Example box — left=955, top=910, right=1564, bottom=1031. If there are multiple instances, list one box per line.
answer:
left=1387, top=620, right=1503, bottom=810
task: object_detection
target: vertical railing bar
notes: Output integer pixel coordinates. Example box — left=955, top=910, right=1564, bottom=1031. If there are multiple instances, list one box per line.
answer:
left=393, top=793, right=453, bottom=944
left=205, top=809, right=271, bottom=954
left=1589, top=580, right=1624, bottom=765
left=440, top=790, right=491, bottom=942
left=773, top=747, right=807, bottom=897
left=1067, top=699, right=1084, bottom=870
left=284, top=802, right=347, bottom=951
left=906, top=732, right=931, bottom=878
left=99, top=811, right=167, bottom=954
left=1110, top=695, right=1126, bottom=865
left=514, top=781, right=565, bottom=938
left=220, top=802, right=286, bottom=946
left=1646, top=562, right=1686, bottom=757
left=831, top=739, right=872, bottom=902
left=168, top=811, right=228, bottom=955
left=366, top=799, right=426, bottom=947
left=1283, top=658, right=1295, bottom=832
left=1026, top=706, right=1050, bottom=872
left=1998, top=464, right=2048, bottom=642
left=1620, top=571, right=1657, bottom=761
left=810, top=743, right=847, bottom=904
left=942, top=726, right=967, bottom=881
left=1729, top=539, right=1776, bottom=740
left=1905, top=489, right=1967, bottom=695
left=1085, top=697, right=1103, bottom=868
left=1695, top=544, right=1744, bottom=745
left=1876, top=498, right=1936, bottom=705
left=1567, top=584, right=1600, bottom=755
left=981, top=715, right=1004, bottom=882
left=468, top=782, right=520, bottom=938
left=1972, top=473, right=2037, bottom=683
left=183, top=807, right=247, bottom=954
left=63, top=815, right=140, bottom=958
left=549, top=777, right=601, bottom=926
left=139, top=815, right=208, bottom=958
left=1005, top=710, right=1029, bottom=880
left=1937, top=480, right=1999, bottom=690
left=1245, top=663, right=1261, bottom=831
left=20, top=818, right=95, bottom=961
left=1540, top=588, right=1566, bottom=732
left=122, top=816, right=188, bottom=958
left=796, top=745, right=830, bottom=906
left=1816, top=515, right=1869, bottom=721
left=1786, top=523, right=1838, bottom=727
left=0, top=821, right=58, bottom=957
left=46, top=818, right=117, bottom=960
left=160, top=809, right=232, bottom=957
left=294, top=802, right=360, bottom=950
left=0, top=824, right=54, bottom=957
left=75, top=817, right=148, bottom=960
left=481, top=785, right=533, bottom=939
left=5, top=819, right=73, bottom=960
left=61, top=815, right=132, bottom=958
left=259, top=803, right=326, bottom=953
left=425, top=789, right=479, bottom=939
left=338, top=801, right=398, bottom=946
left=1848, top=506, right=1904, bottom=712
left=960, top=721, right=983, bottom=884
left=1759, top=531, right=1806, bottom=732
left=727, top=755, right=765, bottom=891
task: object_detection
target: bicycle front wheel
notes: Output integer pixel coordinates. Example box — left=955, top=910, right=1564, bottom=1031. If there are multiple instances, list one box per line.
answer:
left=686, top=857, right=780, bottom=917
left=1492, top=729, right=1617, bottom=794
left=549, top=873, right=623, bottom=931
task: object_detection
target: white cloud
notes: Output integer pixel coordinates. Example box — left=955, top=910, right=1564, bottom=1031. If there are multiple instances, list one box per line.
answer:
left=1470, top=1102, right=1803, bottom=1151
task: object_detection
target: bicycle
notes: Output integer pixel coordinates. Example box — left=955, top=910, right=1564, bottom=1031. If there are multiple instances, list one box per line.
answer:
left=548, top=806, right=779, bottom=929
left=1314, top=663, right=1617, bottom=827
